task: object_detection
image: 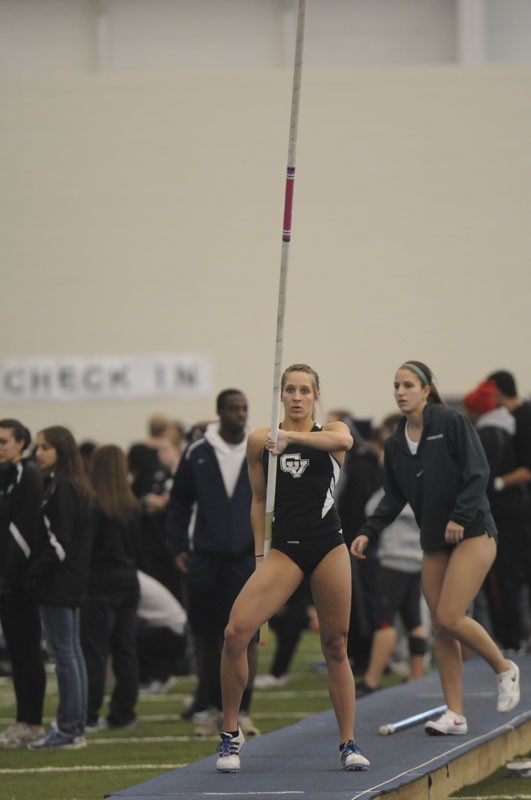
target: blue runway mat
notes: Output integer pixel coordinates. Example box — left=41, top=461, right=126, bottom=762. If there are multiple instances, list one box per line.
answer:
left=106, top=656, right=531, bottom=800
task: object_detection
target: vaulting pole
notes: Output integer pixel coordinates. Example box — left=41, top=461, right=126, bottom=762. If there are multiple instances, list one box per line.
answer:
left=378, top=705, right=448, bottom=736
left=260, top=0, right=307, bottom=646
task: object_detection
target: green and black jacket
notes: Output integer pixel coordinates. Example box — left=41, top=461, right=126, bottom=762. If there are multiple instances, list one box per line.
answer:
left=359, top=404, right=497, bottom=551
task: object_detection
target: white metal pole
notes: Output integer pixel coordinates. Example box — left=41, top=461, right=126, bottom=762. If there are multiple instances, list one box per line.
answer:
left=260, top=0, right=307, bottom=645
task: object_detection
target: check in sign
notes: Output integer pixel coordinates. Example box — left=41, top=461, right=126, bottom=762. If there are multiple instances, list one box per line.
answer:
left=1, top=354, right=213, bottom=403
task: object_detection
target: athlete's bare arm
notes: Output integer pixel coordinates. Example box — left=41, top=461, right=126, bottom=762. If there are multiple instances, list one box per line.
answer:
left=247, top=428, right=268, bottom=556
left=266, top=421, right=352, bottom=466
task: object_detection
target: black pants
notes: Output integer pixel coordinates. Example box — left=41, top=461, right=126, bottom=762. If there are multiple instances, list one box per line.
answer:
left=186, top=553, right=255, bottom=712
left=0, top=588, right=46, bottom=725
left=485, top=529, right=527, bottom=650
left=347, top=551, right=379, bottom=673
left=267, top=579, right=311, bottom=676
left=137, top=620, right=186, bottom=683
left=80, top=592, right=139, bottom=727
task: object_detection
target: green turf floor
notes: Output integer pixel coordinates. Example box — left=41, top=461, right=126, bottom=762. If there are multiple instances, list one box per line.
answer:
left=0, top=631, right=528, bottom=800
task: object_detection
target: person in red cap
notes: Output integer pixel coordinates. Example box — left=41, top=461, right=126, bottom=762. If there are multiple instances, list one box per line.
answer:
left=488, top=371, right=531, bottom=653
left=464, top=380, right=531, bottom=655
left=486, top=370, right=531, bottom=493
left=463, top=380, right=498, bottom=419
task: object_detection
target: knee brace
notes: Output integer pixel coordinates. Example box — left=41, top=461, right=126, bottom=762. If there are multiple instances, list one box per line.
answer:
left=409, top=635, right=427, bottom=657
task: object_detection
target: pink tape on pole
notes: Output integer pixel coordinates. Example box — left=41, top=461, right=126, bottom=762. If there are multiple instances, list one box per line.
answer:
left=282, top=167, right=296, bottom=242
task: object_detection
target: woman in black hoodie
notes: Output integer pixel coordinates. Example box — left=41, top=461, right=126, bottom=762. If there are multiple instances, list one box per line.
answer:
left=81, top=444, right=141, bottom=730
left=28, top=426, right=93, bottom=750
left=0, top=419, right=45, bottom=748
left=351, top=361, right=520, bottom=737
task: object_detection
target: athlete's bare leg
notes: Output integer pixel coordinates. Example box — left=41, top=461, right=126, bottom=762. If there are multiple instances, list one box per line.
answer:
left=364, top=627, right=397, bottom=689
left=220, top=550, right=303, bottom=732
left=422, top=535, right=510, bottom=715
left=311, top=543, right=356, bottom=744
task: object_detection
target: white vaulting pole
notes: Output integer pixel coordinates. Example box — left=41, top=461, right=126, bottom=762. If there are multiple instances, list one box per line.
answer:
left=378, top=705, right=448, bottom=736
left=260, top=0, right=308, bottom=646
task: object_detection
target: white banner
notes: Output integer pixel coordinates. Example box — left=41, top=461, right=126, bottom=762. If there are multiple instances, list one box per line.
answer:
left=0, top=354, right=213, bottom=404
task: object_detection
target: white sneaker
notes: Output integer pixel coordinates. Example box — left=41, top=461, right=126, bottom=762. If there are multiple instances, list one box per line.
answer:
left=0, top=722, right=45, bottom=749
left=195, top=708, right=222, bottom=737
left=191, top=709, right=210, bottom=725
left=139, top=676, right=178, bottom=695
left=254, top=673, right=289, bottom=689
left=425, top=710, right=467, bottom=736
left=28, top=729, right=87, bottom=750
left=85, top=719, right=106, bottom=733
left=216, top=727, right=245, bottom=773
left=238, top=712, right=260, bottom=736
left=340, top=740, right=370, bottom=771
left=497, top=660, right=520, bottom=713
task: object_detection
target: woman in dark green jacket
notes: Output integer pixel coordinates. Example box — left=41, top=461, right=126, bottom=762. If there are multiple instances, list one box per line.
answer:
left=351, top=361, right=520, bottom=736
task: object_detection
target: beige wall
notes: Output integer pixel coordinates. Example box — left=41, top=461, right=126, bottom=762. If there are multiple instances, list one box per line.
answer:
left=2, top=65, right=530, bottom=447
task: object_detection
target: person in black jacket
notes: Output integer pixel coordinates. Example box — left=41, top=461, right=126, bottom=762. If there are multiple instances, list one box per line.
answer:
left=166, top=389, right=259, bottom=738
left=486, top=370, right=531, bottom=494
left=463, top=379, right=531, bottom=653
left=27, top=426, right=93, bottom=750
left=0, top=419, right=46, bottom=749
left=334, top=416, right=383, bottom=673
left=81, top=445, right=141, bottom=730
left=351, top=361, right=521, bottom=737
left=486, top=370, right=531, bottom=637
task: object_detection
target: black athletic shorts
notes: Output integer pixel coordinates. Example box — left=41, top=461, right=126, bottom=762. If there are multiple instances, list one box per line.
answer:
left=375, top=566, right=422, bottom=631
left=271, top=530, right=346, bottom=576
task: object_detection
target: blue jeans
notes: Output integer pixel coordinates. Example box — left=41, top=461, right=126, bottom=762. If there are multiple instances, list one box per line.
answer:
left=40, top=606, right=87, bottom=737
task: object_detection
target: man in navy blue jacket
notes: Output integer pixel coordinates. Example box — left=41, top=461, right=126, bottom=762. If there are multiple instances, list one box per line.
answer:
left=166, top=389, right=258, bottom=737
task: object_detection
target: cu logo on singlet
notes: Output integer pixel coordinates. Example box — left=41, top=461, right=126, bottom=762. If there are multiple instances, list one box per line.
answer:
left=280, top=453, right=309, bottom=478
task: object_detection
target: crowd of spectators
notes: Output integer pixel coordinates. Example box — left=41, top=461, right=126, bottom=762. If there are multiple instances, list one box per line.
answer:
left=0, top=366, right=529, bottom=749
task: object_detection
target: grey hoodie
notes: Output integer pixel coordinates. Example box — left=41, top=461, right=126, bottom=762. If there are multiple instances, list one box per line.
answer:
left=365, top=488, right=421, bottom=573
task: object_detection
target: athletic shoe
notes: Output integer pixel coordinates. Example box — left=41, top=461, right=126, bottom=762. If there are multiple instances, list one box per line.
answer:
left=181, top=698, right=208, bottom=721
left=497, top=659, right=520, bottom=713
left=191, top=708, right=212, bottom=725
left=195, top=708, right=222, bottom=737
left=425, top=709, right=467, bottom=736
left=340, top=740, right=370, bottom=771
left=85, top=719, right=107, bottom=733
left=355, top=680, right=380, bottom=698
left=139, top=676, right=178, bottom=696
left=254, top=673, right=289, bottom=689
left=238, top=711, right=260, bottom=736
left=28, top=729, right=87, bottom=750
left=0, top=722, right=45, bottom=749
left=216, top=727, right=245, bottom=773
left=99, top=718, right=136, bottom=731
